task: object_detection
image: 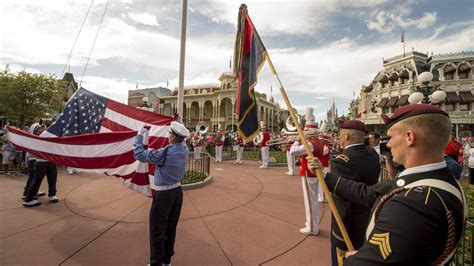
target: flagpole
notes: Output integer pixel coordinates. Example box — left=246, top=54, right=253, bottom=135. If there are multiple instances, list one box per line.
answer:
left=402, top=30, right=405, bottom=58
left=177, top=0, right=188, bottom=123
left=265, top=54, right=355, bottom=252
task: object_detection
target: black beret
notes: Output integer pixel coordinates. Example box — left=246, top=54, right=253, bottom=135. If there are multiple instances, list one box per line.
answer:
left=381, top=104, right=449, bottom=129
left=338, top=120, right=368, bottom=133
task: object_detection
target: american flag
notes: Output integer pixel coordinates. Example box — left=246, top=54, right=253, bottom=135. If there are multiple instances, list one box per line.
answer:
left=7, top=87, right=175, bottom=197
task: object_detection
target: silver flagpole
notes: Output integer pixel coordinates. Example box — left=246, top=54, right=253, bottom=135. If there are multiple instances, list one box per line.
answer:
left=177, top=0, right=188, bottom=123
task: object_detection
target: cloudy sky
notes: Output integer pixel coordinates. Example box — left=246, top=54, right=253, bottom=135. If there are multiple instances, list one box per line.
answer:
left=1, top=0, right=473, bottom=121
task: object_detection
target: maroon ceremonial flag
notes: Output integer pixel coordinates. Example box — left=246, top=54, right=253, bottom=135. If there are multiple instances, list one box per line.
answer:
left=234, top=4, right=267, bottom=142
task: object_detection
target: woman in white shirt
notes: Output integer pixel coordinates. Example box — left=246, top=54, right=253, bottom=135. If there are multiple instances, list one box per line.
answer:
left=464, top=136, right=474, bottom=184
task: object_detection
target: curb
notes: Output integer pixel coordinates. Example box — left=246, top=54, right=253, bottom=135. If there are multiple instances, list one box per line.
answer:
left=182, top=175, right=213, bottom=190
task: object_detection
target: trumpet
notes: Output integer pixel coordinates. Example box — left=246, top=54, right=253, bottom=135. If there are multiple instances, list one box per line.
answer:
left=265, top=138, right=287, bottom=146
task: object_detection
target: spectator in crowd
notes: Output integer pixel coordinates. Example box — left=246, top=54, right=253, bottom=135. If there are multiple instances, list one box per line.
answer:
left=444, top=135, right=462, bottom=163
left=368, top=132, right=383, bottom=163
left=1, top=128, right=16, bottom=176
left=464, top=136, right=474, bottom=184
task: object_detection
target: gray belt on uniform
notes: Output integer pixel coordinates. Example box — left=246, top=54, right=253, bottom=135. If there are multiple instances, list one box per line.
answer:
left=154, top=182, right=181, bottom=191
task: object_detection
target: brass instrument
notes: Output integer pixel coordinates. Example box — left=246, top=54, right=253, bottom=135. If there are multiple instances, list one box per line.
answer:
left=266, top=116, right=302, bottom=147
left=195, top=122, right=208, bottom=135
left=253, top=133, right=263, bottom=145
left=266, top=138, right=289, bottom=146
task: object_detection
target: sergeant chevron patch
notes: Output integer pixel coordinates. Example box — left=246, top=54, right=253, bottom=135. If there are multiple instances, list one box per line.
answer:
left=369, top=232, right=392, bottom=260
left=335, top=154, right=349, bottom=162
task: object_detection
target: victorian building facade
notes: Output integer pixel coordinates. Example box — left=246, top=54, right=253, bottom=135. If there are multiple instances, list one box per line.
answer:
left=128, top=87, right=172, bottom=112
left=352, top=51, right=474, bottom=137
left=150, top=72, right=281, bottom=132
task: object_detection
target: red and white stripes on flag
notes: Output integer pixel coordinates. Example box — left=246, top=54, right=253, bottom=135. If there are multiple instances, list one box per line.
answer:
left=7, top=87, right=175, bottom=197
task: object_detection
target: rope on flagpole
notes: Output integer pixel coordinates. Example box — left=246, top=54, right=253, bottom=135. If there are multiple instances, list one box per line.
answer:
left=79, top=0, right=110, bottom=89
left=60, top=0, right=95, bottom=79
left=264, top=54, right=355, bottom=252
left=47, top=0, right=94, bottom=113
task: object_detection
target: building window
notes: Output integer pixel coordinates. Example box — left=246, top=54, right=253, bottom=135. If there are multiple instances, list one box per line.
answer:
left=444, top=104, right=455, bottom=111
left=444, top=65, right=456, bottom=80
left=444, top=72, right=454, bottom=80
left=458, top=71, right=468, bottom=79
left=458, top=63, right=471, bottom=79
left=459, top=103, right=470, bottom=111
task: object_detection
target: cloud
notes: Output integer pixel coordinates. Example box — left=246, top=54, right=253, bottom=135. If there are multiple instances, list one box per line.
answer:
left=367, top=10, right=395, bottom=33
left=192, top=0, right=389, bottom=36
left=366, top=9, right=437, bottom=33
left=128, top=12, right=160, bottom=27
left=79, top=75, right=138, bottom=103
left=1, top=0, right=472, bottom=124
left=249, top=26, right=473, bottom=122
left=392, top=12, right=437, bottom=29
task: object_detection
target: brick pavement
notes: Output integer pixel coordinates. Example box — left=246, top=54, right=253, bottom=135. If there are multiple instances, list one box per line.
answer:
left=0, top=160, right=331, bottom=265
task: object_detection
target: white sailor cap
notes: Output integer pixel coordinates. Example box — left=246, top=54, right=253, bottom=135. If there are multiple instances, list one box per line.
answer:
left=170, top=121, right=190, bottom=138
left=28, top=122, right=41, bottom=134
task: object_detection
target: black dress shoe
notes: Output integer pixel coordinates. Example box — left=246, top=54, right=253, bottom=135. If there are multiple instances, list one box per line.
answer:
left=21, top=195, right=38, bottom=200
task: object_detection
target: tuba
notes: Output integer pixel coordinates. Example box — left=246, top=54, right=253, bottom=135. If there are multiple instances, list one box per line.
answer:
left=196, top=122, right=208, bottom=135
left=281, top=115, right=301, bottom=136
left=253, top=133, right=263, bottom=146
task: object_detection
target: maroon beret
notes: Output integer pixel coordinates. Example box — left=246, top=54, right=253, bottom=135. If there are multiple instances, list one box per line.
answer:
left=338, top=120, right=368, bottom=133
left=381, top=104, right=449, bottom=129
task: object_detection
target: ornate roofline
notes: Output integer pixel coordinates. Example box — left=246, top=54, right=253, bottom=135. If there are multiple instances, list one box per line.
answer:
left=430, top=51, right=474, bottom=61
left=383, top=51, right=428, bottom=64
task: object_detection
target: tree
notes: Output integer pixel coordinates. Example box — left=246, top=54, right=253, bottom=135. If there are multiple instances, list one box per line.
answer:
left=0, top=66, right=64, bottom=128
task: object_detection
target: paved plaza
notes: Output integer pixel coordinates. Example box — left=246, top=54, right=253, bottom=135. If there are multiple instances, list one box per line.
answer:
left=1, top=160, right=331, bottom=265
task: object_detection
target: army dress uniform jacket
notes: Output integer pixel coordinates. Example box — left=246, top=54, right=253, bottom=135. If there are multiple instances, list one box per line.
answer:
left=330, top=144, right=381, bottom=250
left=325, top=164, right=465, bottom=265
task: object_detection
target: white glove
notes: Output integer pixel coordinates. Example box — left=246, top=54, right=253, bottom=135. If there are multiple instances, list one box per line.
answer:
left=307, top=157, right=323, bottom=176
left=138, top=125, right=149, bottom=136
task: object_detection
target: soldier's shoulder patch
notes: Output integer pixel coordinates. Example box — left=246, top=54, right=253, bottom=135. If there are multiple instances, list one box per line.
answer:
left=335, top=154, right=350, bottom=162
left=369, top=232, right=392, bottom=260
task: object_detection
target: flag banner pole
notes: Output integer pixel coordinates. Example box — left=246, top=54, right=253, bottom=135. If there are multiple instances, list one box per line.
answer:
left=265, top=54, right=355, bottom=252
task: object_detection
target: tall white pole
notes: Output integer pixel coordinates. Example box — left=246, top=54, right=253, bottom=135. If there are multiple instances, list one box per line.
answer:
left=177, top=0, right=188, bottom=123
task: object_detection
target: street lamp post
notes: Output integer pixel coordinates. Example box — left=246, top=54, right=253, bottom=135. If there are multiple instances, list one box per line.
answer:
left=408, top=72, right=446, bottom=104
left=141, top=96, right=153, bottom=111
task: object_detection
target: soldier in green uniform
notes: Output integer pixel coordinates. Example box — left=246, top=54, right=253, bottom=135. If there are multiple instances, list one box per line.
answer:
left=330, top=120, right=381, bottom=266
left=309, top=104, right=467, bottom=265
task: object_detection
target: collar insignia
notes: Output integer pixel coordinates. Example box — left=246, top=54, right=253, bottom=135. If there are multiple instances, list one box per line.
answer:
left=396, top=179, right=405, bottom=187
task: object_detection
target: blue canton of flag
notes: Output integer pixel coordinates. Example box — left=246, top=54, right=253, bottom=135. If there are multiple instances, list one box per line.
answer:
left=48, top=88, right=108, bottom=136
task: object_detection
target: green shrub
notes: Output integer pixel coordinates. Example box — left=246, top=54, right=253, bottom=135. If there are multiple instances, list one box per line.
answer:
left=242, top=150, right=289, bottom=163
left=455, top=184, right=473, bottom=265
left=182, top=170, right=206, bottom=185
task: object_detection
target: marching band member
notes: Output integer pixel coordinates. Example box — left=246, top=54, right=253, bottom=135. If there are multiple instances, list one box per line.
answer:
left=192, top=133, right=203, bottom=160
left=290, top=107, right=324, bottom=235
left=235, top=132, right=245, bottom=164
left=215, top=129, right=225, bottom=163
left=259, top=122, right=271, bottom=169
left=285, top=136, right=296, bottom=175
left=318, top=133, right=332, bottom=202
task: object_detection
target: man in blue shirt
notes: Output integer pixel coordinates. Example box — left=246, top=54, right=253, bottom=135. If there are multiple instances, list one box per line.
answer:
left=134, top=121, right=190, bottom=266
